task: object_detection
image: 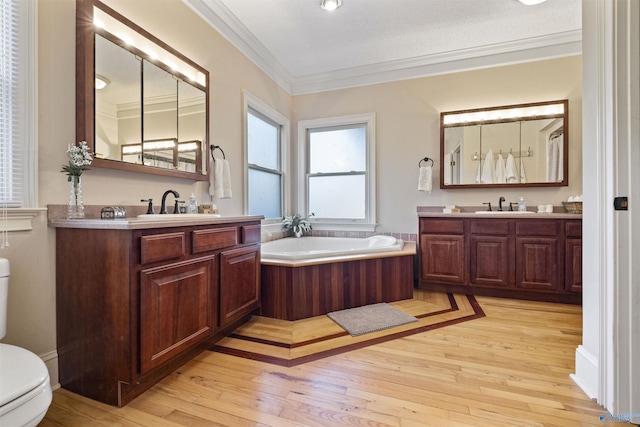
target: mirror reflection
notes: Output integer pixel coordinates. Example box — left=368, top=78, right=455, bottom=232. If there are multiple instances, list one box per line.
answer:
left=440, top=100, right=568, bottom=189
left=78, top=0, right=209, bottom=180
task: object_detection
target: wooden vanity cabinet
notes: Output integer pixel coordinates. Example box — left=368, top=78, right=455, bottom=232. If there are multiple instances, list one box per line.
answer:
left=419, top=218, right=466, bottom=284
left=418, top=216, right=581, bottom=304
left=55, top=220, right=261, bottom=407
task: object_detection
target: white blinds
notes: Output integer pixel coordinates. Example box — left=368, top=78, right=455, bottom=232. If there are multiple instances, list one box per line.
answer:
left=0, top=0, right=23, bottom=210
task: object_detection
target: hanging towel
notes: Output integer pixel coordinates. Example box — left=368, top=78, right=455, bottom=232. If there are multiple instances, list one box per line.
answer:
left=505, top=153, right=517, bottom=183
left=209, top=158, right=233, bottom=199
left=519, top=158, right=527, bottom=184
left=480, top=149, right=495, bottom=183
left=418, top=166, right=432, bottom=192
left=495, top=153, right=506, bottom=183
left=475, top=160, right=482, bottom=183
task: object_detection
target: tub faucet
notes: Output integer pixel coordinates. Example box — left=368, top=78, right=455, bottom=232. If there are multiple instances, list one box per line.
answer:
left=498, top=196, right=505, bottom=211
left=160, top=190, right=180, bottom=214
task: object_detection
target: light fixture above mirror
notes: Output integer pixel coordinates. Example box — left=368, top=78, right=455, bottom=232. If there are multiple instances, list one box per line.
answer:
left=440, top=100, right=568, bottom=189
left=321, top=0, right=342, bottom=12
left=76, top=0, right=209, bottom=181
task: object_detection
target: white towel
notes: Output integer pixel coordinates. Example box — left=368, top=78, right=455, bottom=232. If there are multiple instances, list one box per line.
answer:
left=475, top=160, right=482, bottom=183
left=519, top=158, right=527, bottom=184
left=209, top=158, right=232, bottom=199
left=505, top=153, right=517, bottom=183
left=495, top=153, right=506, bottom=183
left=480, top=149, right=495, bottom=183
left=418, top=166, right=432, bottom=192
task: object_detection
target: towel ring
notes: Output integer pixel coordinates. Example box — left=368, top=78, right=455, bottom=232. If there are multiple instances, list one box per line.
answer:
left=418, top=157, right=434, bottom=168
left=210, top=144, right=226, bottom=161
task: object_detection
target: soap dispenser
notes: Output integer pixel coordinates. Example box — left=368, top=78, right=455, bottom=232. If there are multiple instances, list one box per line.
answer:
left=518, top=197, right=527, bottom=212
left=188, top=193, right=198, bottom=214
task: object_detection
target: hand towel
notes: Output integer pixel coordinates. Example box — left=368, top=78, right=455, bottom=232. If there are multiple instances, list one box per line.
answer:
left=519, top=158, right=527, bottom=183
left=475, top=160, right=482, bottom=183
left=418, top=166, right=432, bottom=192
left=480, top=149, right=495, bottom=183
left=495, top=153, right=506, bottom=183
left=208, top=158, right=232, bottom=199
left=505, top=153, right=517, bottom=183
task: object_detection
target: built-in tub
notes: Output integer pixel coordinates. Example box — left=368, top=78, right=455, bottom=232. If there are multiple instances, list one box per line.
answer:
left=260, top=236, right=416, bottom=321
left=261, top=235, right=404, bottom=262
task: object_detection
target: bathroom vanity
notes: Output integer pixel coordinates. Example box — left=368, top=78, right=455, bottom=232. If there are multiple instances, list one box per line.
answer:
left=50, top=214, right=262, bottom=406
left=417, top=210, right=581, bottom=304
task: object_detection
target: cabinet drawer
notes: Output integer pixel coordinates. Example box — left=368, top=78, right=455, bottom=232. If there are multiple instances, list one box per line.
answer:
left=241, top=224, right=261, bottom=244
left=141, top=232, right=186, bottom=265
left=565, top=221, right=582, bottom=238
left=420, top=219, right=464, bottom=234
left=470, top=220, right=509, bottom=235
left=192, top=227, right=238, bottom=253
left=516, top=221, right=558, bottom=236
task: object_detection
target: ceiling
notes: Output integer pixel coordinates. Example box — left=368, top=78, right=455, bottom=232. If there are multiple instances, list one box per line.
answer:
left=183, top=0, right=582, bottom=95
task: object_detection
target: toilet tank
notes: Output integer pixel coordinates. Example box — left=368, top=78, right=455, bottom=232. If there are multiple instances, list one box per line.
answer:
left=0, top=258, right=9, bottom=339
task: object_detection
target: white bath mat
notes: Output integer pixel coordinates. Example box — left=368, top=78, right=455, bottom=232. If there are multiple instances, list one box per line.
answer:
left=327, top=303, right=418, bottom=337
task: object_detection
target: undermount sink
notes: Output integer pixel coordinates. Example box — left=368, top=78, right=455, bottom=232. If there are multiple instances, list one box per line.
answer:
left=474, top=211, right=535, bottom=214
left=137, top=213, right=221, bottom=219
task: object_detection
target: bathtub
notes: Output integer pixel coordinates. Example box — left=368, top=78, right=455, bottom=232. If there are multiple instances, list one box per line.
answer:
left=261, top=235, right=404, bottom=262
left=260, top=236, right=415, bottom=321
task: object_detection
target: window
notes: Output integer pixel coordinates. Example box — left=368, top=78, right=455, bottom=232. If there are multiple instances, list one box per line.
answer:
left=298, top=113, right=376, bottom=231
left=244, top=91, right=289, bottom=221
left=0, top=0, right=38, bottom=238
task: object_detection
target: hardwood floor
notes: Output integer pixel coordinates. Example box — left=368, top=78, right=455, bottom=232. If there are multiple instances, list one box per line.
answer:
left=41, top=292, right=625, bottom=426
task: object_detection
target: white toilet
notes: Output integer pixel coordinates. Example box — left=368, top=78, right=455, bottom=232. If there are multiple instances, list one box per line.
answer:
left=0, top=258, right=52, bottom=426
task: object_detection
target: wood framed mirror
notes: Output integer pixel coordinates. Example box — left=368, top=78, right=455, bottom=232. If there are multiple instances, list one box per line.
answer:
left=76, top=0, right=209, bottom=180
left=440, top=100, right=568, bottom=189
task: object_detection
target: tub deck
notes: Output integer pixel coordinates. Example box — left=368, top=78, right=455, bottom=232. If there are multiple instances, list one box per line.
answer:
left=260, top=242, right=416, bottom=321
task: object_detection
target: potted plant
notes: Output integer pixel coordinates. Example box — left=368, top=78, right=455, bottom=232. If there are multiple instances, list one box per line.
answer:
left=282, top=213, right=314, bottom=237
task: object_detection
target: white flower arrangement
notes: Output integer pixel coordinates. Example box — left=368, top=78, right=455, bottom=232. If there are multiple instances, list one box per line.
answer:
left=61, top=141, right=93, bottom=180
left=282, top=213, right=315, bottom=236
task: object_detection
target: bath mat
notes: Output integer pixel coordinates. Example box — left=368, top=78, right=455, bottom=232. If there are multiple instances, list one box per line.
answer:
left=327, top=303, right=418, bottom=336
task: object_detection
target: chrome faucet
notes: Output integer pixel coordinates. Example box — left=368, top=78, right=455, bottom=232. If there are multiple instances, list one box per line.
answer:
left=160, top=190, right=180, bottom=214
left=498, top=196, right=505, bottom=211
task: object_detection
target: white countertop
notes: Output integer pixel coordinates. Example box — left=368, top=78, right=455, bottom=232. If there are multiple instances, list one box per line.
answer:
left=48, top=215, right=264, bottom=230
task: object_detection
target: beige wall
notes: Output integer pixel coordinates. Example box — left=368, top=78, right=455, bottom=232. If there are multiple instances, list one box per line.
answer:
left=293, top=55, right=583, bottom=233
left=2, top=0, right=582, bottom=387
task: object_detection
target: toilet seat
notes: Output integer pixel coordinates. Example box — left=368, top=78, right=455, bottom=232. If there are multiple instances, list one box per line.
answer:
left=0, top=343, right=52, bottom=426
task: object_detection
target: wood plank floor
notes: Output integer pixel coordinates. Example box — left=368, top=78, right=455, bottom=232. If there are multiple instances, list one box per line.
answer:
left=41, top=292, right=625, bottom=427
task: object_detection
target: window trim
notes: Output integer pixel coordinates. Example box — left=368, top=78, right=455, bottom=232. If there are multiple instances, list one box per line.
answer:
left=297, top=113, right=376, bottom=232
left=242, top=90, right=290, bottom=226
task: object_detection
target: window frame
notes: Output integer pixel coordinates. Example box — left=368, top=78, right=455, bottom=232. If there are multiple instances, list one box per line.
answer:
left=0, top=0, right=40, bottom=233
left=297, top=113, right=376, bottom=232
left=242, top=90, right=290, bottom=226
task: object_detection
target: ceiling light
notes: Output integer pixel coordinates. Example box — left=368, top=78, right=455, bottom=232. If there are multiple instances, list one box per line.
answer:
left=321, top=0, right=342, bottom=12
left=518, top=0, right=547, bottom=5
left=95, top=74, right=110, bottom=90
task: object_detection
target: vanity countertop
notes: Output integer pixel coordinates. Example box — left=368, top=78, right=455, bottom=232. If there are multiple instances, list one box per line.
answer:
left=417, top=206, right=582, bottom=219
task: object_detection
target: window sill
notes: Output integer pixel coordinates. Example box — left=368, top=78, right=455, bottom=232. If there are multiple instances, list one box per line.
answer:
left=310, top=222, right=377, bottom=233
left=0, top=208, right=46, bottom=231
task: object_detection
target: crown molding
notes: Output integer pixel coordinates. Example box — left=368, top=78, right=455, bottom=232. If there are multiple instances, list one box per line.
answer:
left=183, top=0, right=581, bottom=95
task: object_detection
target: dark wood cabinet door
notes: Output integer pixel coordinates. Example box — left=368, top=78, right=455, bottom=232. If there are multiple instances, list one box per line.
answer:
left=219, top=244, right=261, bottom=327
left=140, top=256, right=217, bottom=374
left=516, top=237, right=559, bottom=291
left=565, top=238, right=582, bottom=292
left=420, top=234, right=465, bottom=284
left=469, top=235, right=511, bottom=287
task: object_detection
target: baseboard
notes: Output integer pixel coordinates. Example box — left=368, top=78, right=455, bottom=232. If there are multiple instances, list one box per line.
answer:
left=40, top=349, right=60, bottom=390
left=571, top=345, right=598, bottom=401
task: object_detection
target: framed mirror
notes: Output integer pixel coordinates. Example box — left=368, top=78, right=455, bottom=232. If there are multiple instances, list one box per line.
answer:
left=440, top=100, right=568, bottom=189
left=76, top=0, right=209, bottom=180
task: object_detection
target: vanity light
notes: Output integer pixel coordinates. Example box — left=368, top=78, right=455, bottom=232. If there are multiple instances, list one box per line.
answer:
left=518, top=0, right=547, bottom=5
left=321, top=0, right=342, bottom=11
left=95, top=74, right=110, bottom=90
left=443, top=102, right=564, bottom=126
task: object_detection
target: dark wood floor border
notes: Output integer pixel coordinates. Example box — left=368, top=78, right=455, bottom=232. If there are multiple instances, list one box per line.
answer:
left=212, top=295, right=485, bottom=367
left=228, top=292, right=461, bottom=349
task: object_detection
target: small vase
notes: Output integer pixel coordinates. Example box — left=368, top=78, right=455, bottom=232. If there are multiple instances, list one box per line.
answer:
left=294, top=229, right=303, bottom=238
left=67, top=175, right=85, bottom=219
